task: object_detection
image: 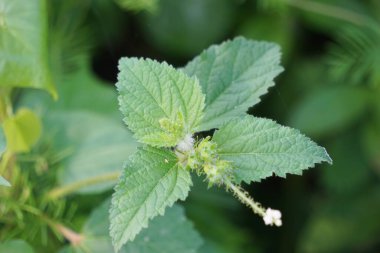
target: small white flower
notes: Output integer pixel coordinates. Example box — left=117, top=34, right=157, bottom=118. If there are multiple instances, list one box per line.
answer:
left=176, top=134, right=194, bottom=152
left=263, top=208, right=282, bottom=227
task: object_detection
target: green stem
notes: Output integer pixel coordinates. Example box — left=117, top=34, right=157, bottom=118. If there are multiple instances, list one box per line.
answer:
left=47, top=171, right=121, bottom=200
left=285, top=0, right=374, bottom=27
left=224, top=179, right=266, bottom=217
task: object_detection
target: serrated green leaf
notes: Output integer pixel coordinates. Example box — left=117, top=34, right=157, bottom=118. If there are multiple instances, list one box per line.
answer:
left=123, top=203, right=203, bottom=253
left=213, top=116, right=332, bottom=183
left=0, top=240, right=35, bottom=253
left=184, top=37, right=283, bottom=131
left=116, top=58, right=205, bottom=147
left=0, top=0, right=56, bottom=98
left=2, top=108, right=42, bottom=153
left=60, top=200, right=202, bottom=253
left=110, top=146, right=192, bottom=251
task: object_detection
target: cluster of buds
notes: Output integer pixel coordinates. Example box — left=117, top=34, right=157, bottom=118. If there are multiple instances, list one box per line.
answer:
left=177, top=137, right=233, bottom=186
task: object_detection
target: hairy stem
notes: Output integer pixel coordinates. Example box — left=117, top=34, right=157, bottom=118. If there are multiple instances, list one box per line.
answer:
left=47, top=171, right=121, bottom=200
left=224, top=179, right=266, bottom=217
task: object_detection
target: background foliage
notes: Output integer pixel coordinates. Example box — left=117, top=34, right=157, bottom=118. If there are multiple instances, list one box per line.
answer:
left=0, top=0, right=379, bottom=252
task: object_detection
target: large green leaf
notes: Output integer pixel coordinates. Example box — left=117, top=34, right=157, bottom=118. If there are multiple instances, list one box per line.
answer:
left=45, top=111, right=138, bottom=194
left=213, top=116, right=332, bottom=183
left=184, top=37, right=283, bottom=131
left=60, top=200, right=202, bottom=253
left=117, top=58, right=205, bottom=147
left=0, top=240, right=35, bottom=253
left=0, top=0, right=56, bottom=97
left=110, top=146, right=192, bottom=251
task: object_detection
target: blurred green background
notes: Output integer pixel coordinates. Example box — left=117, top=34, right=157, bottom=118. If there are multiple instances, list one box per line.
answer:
left=0, top=0, right=380, bottom=252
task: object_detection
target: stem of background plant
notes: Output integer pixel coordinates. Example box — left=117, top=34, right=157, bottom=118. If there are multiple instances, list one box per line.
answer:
left=54, top=223, right=83, bottom=246
left=285, top=0, right=375, bottom=28
left=46, top=171, right=121, bottom=200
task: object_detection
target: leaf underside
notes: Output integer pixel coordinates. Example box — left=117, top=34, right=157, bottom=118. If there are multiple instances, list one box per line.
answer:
left=109, top=146, right=192, bottom=252
left=213, top=116, right=332, bottom=184
left=184, top=36, right=283, bottom=131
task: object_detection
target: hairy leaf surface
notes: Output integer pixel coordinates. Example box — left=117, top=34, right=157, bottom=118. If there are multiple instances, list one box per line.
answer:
left=117, top=58, right=205, bottom=147
left=184, top=37, right=283, bottom=131
left=110, top=146, right=192, bottom=251
left=213, top=116, right=332, bottom=183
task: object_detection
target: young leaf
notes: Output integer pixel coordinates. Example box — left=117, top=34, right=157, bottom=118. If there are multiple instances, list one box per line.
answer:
left=2, top=108, right=42, bottom=153
left=110, top=146, right=192, bottom=252
left=213, top=116, right=332, bottom=184
left=184, top=37, right=283, bottom=131
left=117, top=58, right=205, bottom=147
left=0, top=0, right=56, bottom=98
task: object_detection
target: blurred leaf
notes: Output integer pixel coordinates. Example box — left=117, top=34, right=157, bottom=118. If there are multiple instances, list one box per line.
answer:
left=286, top=0, right=371, bottom=33
left=321, top=134, right=370, bottom=195
left=213, top=116, right=331, bottom=184
left=116, top=58, right=205, bottom=147
left=237, top=13, right=295, bottom=61
left=48, top=0, right=93, bottom=80
left=184, top=37, right=283, bottom=131
left=328, top=25, right=380, bottom=87
left=299, top=186, right=380, bottom=252
left=289, top=86, right=368, bottom=138
left=115, top=0, right=158, bottom=12
left=0, top=127, right=5, bottom=155
left=61, top=200, right=202, bottom=253
left=3, top=108, right=42, bottom=153
left=362, top=103, right=380, bottom=170
left=45, top=111, right=137, bottom=194
left=20, top=62, right=120, bottom=119
left=110, top=146, right=192, bottom=251
left=0, top=240, right=35, bottom=253
left=139, top=0, right=235, bottom=57
left=0, top=0, right=56, bottom=98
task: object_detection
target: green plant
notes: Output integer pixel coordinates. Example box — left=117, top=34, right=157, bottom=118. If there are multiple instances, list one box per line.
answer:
left=109, top=37, right=332, bottom=251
